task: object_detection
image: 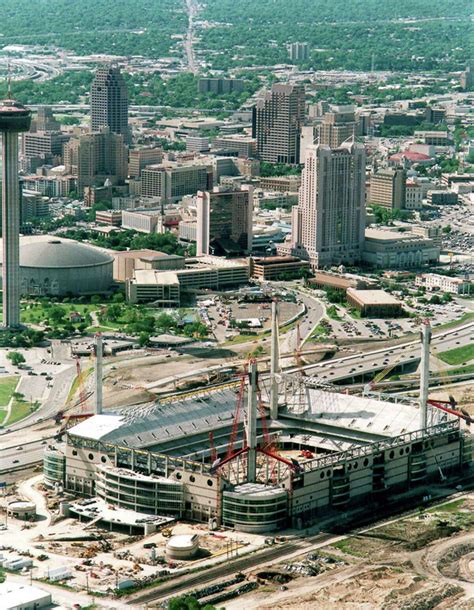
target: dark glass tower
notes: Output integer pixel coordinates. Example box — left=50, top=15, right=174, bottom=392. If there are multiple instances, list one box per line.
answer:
left=90, top=66, right=130, bottom=144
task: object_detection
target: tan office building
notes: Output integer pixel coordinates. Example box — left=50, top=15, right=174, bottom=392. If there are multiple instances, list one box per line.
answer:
left=64, top=128, right=128, bottom=191
left=369, top=169, right=407, bottom=210
left=128, top=147, right=163, bottom=178
left=287, top=142, right=366, bottom=268
left=318, top=105, right=357, bottom=148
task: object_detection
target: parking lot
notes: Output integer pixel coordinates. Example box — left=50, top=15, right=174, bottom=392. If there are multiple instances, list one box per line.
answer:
left=320, top=297, right=469, bottom=343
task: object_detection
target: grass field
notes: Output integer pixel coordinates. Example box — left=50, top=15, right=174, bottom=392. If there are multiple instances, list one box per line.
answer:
left=0, top=377, right=19, bottom=406
left=3, top=398, right=38, bottom=425
left=436, top=311, right=474, bottom=332
left=20, top=302, right=99, bottom=325
left=438, top=344, right=474, bottom=366
left=445, top=363, right=474, bottom=376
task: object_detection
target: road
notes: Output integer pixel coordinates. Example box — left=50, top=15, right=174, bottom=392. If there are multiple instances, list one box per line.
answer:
left=184, top=0, right=199, bottom=73
left=280, top=292, right=325, bottom=357
left=146, top=321, right=473, bottom=393
left=0, top=438, right=51, bottom=477
left=285, top=321, right=474, bottom=383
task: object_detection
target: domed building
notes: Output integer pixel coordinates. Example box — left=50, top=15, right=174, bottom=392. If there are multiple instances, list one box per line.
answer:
left=0, top=238, right=114, bottom=296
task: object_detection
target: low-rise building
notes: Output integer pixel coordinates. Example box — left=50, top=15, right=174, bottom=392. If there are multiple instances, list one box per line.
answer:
left=95, top=210, right=122, bottom=226
left=121, top=209, right=162, bottom=233
left=346, top=288, right=403, bottom=318
left=113, top=249, right=185, bottom=282
left=363, top=228, right=440, bottom=269
left=258, top=175, right=301, bottom=193
left=308, top=271, right=375, bottom=293
left=127, top=256, right=250, bottom=304
left=179, top=219, right=197, bottom=243
left=413, top=131, right=451, bottom=146
left=427, top=190, right=458, bottom=206
left=186, top=135, right=210, bottom=153
left=250, top=256, right=310, bottom=280
left=415, top=273, right=471, bottom=295
left=126, top=270, right=181, bottom=307
left=0, top=583, right=52, bottom=610
left=213, top=135, right=257, bottom=158
left=411, top=225, right=443, bottom=247
left=141, top=163, right=211, bottom=203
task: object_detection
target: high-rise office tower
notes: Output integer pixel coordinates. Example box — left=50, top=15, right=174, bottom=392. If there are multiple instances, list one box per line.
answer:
left=196, top=186, right=253, bottom=257
left=90, top=65, right=130, bottom=144
left=0, top=97, right=32, bottom=328
left=319, top=105, right=357, bottom=148
left=252, top=83, right=305, bottom=165
left=369, top=168, right=407, bottom=210
left=33, top=106, right=60, bottom=132
left=290, top=142, right=366, bottom=268
left=64, top=128, right=128, bottom=192
left=288, top=42, right=309, bottom=62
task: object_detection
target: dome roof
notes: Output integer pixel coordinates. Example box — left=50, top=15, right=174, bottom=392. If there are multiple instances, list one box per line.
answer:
left=20, top=239, right=113, bottom=268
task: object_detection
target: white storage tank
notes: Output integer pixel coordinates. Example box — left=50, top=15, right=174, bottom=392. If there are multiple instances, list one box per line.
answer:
left=166, top=534, right=200, bottom=560
left=7, top=501, right=36, bottom=520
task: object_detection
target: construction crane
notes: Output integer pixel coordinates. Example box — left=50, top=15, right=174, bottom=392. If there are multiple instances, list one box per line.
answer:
left=363, top=352, right=406, bottom=395
left=427, top=397, right=472, bottom=425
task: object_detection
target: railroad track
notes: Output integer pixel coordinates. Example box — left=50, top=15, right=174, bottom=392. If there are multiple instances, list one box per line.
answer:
left=130, top=533, right=333, bottom=605
left=129, top=481, right=474, bottom=605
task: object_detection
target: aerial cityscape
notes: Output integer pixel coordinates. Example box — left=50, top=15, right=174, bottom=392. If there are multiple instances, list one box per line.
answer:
left=0, top=1, right=472, bottom=609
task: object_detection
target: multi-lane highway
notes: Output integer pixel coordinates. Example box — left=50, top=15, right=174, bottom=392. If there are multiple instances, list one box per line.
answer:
left=286, top=322, right=474, bottom=383
left=0, top=438, right=52, bottom=480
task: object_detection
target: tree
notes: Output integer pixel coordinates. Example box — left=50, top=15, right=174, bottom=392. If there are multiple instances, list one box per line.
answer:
left=48, top=305, right=66, bottom=325
left=112, top=292, right=125, bottom=303
left=138, top=332, right=151, bottom=347
left=168, top=596, right=216, bottom=610
left=7, top=352, right=26, bottom=366
left=106, top=304, right=124, bottom=322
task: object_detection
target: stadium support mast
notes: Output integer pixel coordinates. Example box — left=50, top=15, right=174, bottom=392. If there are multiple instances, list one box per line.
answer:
left=419, top=321, right=432, bottom=431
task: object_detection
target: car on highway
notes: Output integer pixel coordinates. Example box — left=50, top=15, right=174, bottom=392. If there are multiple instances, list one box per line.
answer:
left=13, top=459, right=19, bottom=464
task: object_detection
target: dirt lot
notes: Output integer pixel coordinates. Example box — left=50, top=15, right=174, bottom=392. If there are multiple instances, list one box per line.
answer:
left=225, top=496, right=474, bottom=610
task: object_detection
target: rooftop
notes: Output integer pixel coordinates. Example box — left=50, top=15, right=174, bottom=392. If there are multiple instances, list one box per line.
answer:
left=347, top=288, right=401, bottom=306
left=133, top=270, right=180, bottom=285
left=68, top=388, right=242, bottom=450
left=0, top=583, right=50, bottom=608
left=365, top=228, right=424, bottom=242
left=69, top=497, right=175, bottom=528
left=284, top=390, right=421, bottom=438
left=113, top=249, right=171, bottom=260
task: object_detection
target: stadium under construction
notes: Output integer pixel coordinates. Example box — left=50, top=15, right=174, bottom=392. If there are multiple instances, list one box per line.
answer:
left=44, top=309, right=473, bottom=533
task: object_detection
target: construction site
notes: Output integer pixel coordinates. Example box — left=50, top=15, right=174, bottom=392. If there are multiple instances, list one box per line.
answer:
left=42, top=308, right=472, bottom=536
